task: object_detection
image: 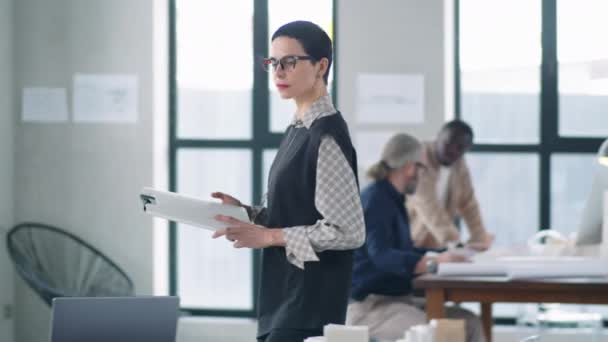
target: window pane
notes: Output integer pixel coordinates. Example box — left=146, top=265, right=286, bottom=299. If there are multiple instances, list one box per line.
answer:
left=176, top=0, right=253, bottom=139
left=268, top=0, right=334, bottom=133
left=551, top=154, right=596, bottom=235
left=544, top=304, right=608, bottom=322
left=262, top=149, right=278, bottom=195
left=557, top=0, right=608, bottom=137
left=460, top=0, right=541, bottom=144
left=464, top=302, right=608, bottom=323
left=177, top=149, right=253, bottom=310
left=460, top=302, right=532, bottom=321
left=464, top=153, right=540, bottom=247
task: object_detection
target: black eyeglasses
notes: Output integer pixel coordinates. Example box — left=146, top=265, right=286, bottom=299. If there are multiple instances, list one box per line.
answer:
left=262, top=55, right=316, bottom=72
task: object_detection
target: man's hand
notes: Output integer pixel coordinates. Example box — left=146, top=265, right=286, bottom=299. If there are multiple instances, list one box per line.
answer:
left=467, top=232, right=495, bottom=251
left=212, top=215, right=285, bottom=249
left=436, top=251, right=470, bottom=263
left=415, top=251, right=471, bottom=274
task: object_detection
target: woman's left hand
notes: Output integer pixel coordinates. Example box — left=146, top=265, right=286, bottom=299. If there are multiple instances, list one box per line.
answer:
left=212, top=215, right=282, bottom=249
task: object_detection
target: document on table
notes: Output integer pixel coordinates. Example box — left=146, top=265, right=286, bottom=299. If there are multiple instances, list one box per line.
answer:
left=437, top=262, right=507, bottom=277
left=437, top=257, right=608, bottom=279
left=139, top=187, right=251, bottom=231
left=507, top=260, right=608, bottom=280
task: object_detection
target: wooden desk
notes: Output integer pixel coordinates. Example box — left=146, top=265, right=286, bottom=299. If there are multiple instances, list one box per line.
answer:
left=414, top=275, right=608, bottom=342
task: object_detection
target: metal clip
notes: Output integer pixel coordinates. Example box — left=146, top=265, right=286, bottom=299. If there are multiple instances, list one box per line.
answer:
left=140, top=194, right=157, bottom=212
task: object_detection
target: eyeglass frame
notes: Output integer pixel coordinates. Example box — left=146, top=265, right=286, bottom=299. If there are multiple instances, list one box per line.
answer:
left=262, top=55, right=317, bottom=72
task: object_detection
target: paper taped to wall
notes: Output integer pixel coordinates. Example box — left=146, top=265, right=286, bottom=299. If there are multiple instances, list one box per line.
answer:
left=356, top=73, right=425, bottom=124
left=73, top=74, right=138, bottom=123
left=22, top=87, right=68, bottom=122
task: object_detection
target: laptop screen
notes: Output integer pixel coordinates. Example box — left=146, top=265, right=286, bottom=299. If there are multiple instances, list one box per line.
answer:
left=50, top=297, right=179, bottom=342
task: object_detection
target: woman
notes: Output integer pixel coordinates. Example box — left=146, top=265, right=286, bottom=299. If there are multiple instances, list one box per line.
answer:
left=212, top=21, right=365, bottom=342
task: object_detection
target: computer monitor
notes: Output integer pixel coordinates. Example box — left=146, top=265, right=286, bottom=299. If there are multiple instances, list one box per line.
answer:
left=576, top=139, right=608, bottom=245
left=49, top=296, right=179, bottom=342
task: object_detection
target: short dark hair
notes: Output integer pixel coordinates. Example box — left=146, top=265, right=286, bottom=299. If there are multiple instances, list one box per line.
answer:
left=441, top=119, right=474, bottom=141
left=271, top=20, right=332, bottom=84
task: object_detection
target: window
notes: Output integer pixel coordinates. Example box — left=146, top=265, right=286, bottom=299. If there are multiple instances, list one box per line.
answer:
left=169, top=0, right=335, bottom=317
left=460, top=0, right=541, bottom=144
left=176, top=149, right=253, bottom=310
left=557, top=0, right=608, bottom=137
left=176, top=0, right=253, bottom=140
left=457, top=0, right=606, bottom=322
left=463, top=153, right=540, bottom=247
left=550, top=154, right=596, bottom=235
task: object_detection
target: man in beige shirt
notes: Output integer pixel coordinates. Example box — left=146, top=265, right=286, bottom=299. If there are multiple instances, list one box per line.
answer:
left=406, top=120, right=494, bottom=249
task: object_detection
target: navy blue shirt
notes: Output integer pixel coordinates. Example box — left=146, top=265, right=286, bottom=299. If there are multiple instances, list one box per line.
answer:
left=351, top=179, right=431, bottom=301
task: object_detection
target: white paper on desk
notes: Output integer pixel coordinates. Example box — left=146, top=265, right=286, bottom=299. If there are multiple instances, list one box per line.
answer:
left=498, top=256, right=590, bottom=263
left=438, top=257, right=600, bottom=277
left=356, top=73, right=424, bottom=124
left=73, top=74, right=138, bottom=123
left=140, top=187, right=251, bottom=231
left=437, top=262, right=508, bottom=276
left=507, top=260, right=608, bottom=279
left=22, top=87, right=68, bottom=122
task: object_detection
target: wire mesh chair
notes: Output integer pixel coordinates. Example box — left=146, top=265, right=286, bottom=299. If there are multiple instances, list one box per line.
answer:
left=6, top=222, right=134, bottom=306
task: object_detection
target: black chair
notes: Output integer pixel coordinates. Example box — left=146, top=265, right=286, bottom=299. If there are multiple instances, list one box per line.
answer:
left=6, top=222, right=134, bottom=306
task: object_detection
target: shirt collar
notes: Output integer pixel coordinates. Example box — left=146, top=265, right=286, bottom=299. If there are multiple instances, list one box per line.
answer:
left=292, top=94, right=337, bottom=129
left=379, top=179, right=406, bottom=205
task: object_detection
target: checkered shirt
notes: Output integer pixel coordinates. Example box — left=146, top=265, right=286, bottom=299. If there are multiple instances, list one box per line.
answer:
left=254, top=94, right=365, bottom=269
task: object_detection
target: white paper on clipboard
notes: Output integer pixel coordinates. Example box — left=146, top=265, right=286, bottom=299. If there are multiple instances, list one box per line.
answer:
left=139, top=187, right=251, bottom=231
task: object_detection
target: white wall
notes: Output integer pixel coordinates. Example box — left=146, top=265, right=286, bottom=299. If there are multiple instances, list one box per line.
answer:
left=13, top=0, right=158, bottom=341
left=337, top=0, right=451, bottom=140
left=337, top=0, right=453, bottom=185
left=0, top=0, right=15, bottom=340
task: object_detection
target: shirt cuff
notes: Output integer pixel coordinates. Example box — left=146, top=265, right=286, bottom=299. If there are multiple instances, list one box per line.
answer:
left=283, top=226, right=320, bottom=269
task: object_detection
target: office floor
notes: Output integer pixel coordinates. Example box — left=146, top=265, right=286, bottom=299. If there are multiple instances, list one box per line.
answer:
left=175, top=318, right=606, bottom=342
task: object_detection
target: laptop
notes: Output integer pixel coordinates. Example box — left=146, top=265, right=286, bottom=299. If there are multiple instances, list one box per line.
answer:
left=49, top=297, right=179, bottom=342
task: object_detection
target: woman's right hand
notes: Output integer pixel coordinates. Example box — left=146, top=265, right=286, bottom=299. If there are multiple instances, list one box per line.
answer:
left=211, top=192, right=242, bottom=207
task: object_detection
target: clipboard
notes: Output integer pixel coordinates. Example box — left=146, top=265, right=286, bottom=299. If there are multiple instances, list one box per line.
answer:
left=139, top=187, right=251, bottom=231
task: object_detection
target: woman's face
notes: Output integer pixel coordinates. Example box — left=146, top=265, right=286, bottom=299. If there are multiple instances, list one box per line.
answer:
left=269, top=36, right=326, bottom=99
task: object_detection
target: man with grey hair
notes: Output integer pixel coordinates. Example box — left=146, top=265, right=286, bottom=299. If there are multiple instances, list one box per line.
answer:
left=347, top=133, right=484, bottom=342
